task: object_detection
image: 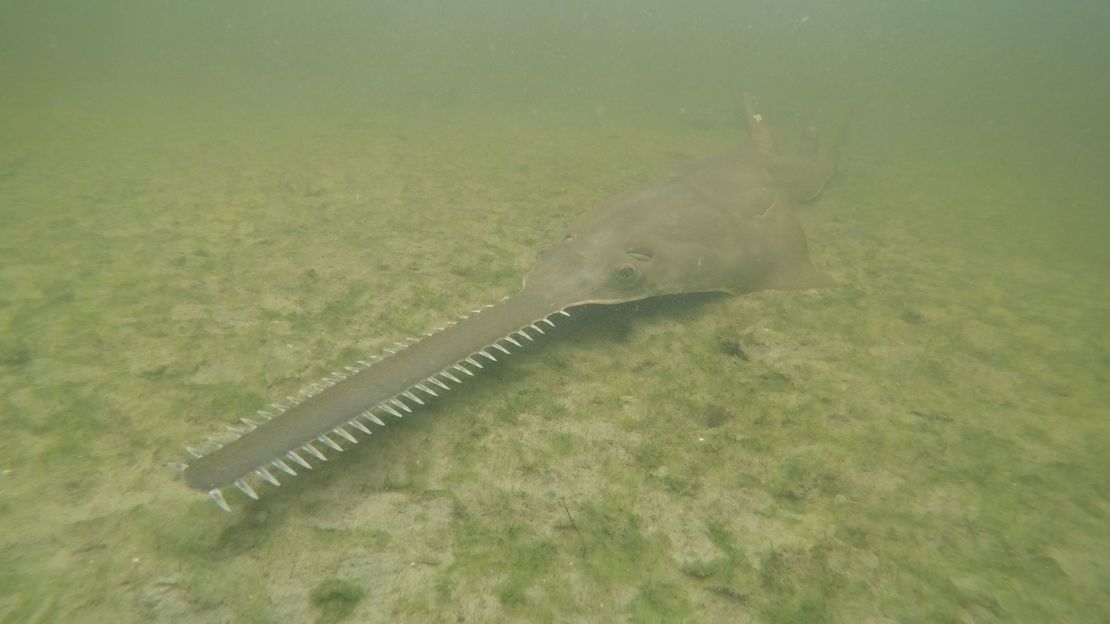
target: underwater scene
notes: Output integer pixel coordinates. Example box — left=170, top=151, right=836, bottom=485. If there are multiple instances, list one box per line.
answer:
left=1, top=1, right=1107, bottom=622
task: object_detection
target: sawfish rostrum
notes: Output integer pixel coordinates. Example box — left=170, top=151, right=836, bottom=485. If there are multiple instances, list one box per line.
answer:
left=176, top=96, right=839, bottom=511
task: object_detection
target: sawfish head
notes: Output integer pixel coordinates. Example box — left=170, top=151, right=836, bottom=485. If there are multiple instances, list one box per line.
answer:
left=521, top=180, right=832, bottom=310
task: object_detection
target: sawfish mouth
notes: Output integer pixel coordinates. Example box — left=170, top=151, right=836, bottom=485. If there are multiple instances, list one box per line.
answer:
left=175, top=290, right=578, bottom=511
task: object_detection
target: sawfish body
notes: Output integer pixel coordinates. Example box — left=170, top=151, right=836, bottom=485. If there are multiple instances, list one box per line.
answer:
left=177, top=96, right=839, bottom=511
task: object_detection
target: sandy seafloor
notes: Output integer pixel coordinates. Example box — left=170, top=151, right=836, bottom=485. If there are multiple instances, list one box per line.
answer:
left=1, top=96, right=1107, bottom=623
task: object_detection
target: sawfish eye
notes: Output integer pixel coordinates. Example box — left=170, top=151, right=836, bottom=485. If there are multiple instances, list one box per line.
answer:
left=626, top=247, right=653, bottom=262
left=615, top=264, right=638, bottom=282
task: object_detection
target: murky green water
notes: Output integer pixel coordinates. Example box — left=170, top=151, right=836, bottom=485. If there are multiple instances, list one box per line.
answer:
left=2, top=2, right=1107, bottom=622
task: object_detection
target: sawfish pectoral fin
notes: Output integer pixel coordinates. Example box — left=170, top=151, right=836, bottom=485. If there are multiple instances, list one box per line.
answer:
left=754, top=195, right=834, bottom=292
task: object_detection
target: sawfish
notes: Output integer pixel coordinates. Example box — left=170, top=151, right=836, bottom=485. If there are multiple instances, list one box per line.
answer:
left=175, top=95, right=840, bottom=511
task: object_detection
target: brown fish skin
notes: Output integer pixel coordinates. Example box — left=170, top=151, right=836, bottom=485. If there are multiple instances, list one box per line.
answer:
left=180, top=94, right=840, bottom=509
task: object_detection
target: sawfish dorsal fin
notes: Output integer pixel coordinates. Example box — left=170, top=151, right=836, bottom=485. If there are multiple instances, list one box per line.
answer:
left=743, top=92, right=777, bottom=155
